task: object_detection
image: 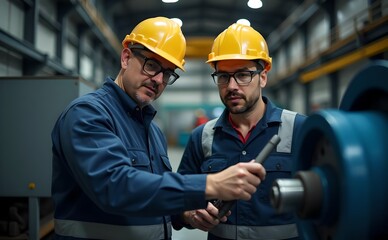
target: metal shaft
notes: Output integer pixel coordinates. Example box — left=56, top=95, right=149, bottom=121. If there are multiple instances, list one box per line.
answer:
left=271, top=179, right=304, bottom=213
left=216, top=134, right=281, bottom=219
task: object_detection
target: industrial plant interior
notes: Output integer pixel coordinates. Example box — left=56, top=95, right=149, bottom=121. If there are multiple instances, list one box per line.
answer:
left=0, top=0, right=387, bottom=239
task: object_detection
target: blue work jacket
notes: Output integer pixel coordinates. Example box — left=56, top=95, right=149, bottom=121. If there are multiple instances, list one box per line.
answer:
left=51, top=77, right=207, bottom=240
left=173, top=97, right=306, bottom=240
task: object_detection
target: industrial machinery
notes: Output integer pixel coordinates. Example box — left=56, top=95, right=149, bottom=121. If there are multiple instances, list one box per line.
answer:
left=270, top=60, right=388, bottom=239
left=0, top=76, right=97, bottom=240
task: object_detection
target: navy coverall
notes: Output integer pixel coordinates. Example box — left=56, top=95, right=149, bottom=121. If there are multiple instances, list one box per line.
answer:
left=173, top=97, right=306, bottom=240
left=51, top=77, right=207, bottom=240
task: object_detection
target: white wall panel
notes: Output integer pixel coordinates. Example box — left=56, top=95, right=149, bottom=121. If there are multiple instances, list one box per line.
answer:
left=0, top=1, right=10, bottom=31
left=95, top=48, right=104, bottom=85
left=173, top=59, right=213, bottom=88
left=174, top=74, right=213, bottom=88
left=307, top=10, right=329, bottom=59
left=289, top=32, right=304, bottom=71
left=160, top=89, right=220, bottom=106
left=95, top=66, right=104, bottom=84
left=338, top=59, right=369, bottom=104
left=63, top=42, right=77, bottom=70
left=310, top=76, right=330, bottom=111
left=207, top=91, right=222, bottom=105
left=36, top=22, right=56, bottom=58
left=276, top=48, right=287, bottom=77
left=80, top=55, right=93, bottom=80
left=291, top=81, right=305, bottom=114
left=79, top=35, right=95, bottom=81
left=160, top=91, right=206, bottom=105
left=336, top=0, right=369, bottom=39
left=8, top=2, right=24, bottom=39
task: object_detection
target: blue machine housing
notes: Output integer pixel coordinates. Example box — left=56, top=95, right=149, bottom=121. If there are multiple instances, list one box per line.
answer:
left=290, top=60, right=388, bottom=239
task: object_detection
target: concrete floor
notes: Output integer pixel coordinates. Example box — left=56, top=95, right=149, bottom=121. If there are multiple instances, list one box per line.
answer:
left=168, top=146, right=208, bottom=240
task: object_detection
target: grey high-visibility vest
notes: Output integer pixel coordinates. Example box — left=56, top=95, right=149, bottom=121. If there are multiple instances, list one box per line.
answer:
left=202, top=109, right=298, bottom=240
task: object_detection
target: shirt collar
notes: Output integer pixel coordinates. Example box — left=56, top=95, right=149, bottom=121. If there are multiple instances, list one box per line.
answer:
left=262, top=96, right=282, bottom=125
left=102, top=77, right=157, bottom=119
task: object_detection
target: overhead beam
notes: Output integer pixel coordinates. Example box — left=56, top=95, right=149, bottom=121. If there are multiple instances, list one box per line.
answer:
left=300, top=37, right=388, bottom=83
left=186, top=37, right=213, bottom=59
left=0, top=29, right=73, bottom=75
left=73, top=0, right=122, bottom=56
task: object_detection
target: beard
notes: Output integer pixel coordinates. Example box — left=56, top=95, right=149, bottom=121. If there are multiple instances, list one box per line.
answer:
left=136, top=81, right=161, bottom=107
left=135, top=93, right=154, bottom=107
left=221, top=91, right=261, bottom=114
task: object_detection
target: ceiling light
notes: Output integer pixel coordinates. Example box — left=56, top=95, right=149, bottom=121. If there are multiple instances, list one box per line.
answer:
left=171, top=18, right=182, bottom=27
left=162, top=0, right=179, bottom=3
left=237, top=19, right=251, bottom=26
left=247, top=0, right=263, bottom=9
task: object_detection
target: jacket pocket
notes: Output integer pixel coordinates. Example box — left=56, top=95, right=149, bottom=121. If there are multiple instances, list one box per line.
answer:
left=258, top=155, right=293, bottom=203
left=160, top=155, right=172, bottom=172
left=127, top=149, right=150, bottom=171
left=200, top=157, right=228, bottom=173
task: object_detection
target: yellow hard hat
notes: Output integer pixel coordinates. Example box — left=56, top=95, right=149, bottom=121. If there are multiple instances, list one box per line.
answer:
left=207, top=23, right=272, bottom=71
left=122, top=17, right=186, bottom=71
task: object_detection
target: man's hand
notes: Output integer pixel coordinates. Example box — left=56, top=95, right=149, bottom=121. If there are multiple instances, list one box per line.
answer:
left=205, top=161, right=266, bottom=201
left=183, top=202, right=229, bottom=232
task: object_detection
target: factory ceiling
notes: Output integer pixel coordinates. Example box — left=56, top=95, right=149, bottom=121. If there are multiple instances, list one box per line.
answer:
left=104, top=0, right=305, bottom=58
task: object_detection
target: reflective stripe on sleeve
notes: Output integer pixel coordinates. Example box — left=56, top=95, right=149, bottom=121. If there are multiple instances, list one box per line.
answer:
left=210, top=223, right=298, bottom=240
left=54, top=219, right=171, bottom=240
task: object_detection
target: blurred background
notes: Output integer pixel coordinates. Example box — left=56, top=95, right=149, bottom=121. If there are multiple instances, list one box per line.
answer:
left=0, top=0, right=387, bottom=239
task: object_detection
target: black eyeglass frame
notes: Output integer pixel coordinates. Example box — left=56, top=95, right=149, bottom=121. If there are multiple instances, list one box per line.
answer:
left=211, top=69, right=262, bottom=86
left=131, top=50, right=180, bottom=85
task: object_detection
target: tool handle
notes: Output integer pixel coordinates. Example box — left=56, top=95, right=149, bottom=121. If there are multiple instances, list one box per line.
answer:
left=255, top=134, right=281, bottom=164
left=214, top=135, right=281, bottom=219
left=214, top=199, right=235, bottom=219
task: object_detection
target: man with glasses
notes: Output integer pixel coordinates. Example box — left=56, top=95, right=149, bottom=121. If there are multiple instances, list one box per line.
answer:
left=172, top=23, right=306, bottom=240
left=51, top=17, right=267, bottom=240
